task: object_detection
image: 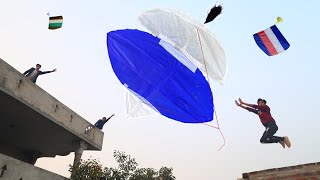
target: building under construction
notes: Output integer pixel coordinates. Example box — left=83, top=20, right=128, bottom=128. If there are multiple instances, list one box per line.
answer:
left=0, top=58, right=104, bottom=179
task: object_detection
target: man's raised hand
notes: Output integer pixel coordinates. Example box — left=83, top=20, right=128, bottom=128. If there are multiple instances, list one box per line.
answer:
left=238, top=98, right=244, bottom=105
left=235, top=100, right=240, bottom=106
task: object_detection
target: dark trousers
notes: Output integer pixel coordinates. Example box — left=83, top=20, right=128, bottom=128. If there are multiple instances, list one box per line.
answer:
left=260, top=122, right=284, bottom=143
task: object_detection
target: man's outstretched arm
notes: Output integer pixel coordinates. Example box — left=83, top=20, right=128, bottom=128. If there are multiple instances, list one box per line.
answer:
left=40, top=68, right=56, bottom=75
left=235, top=100, right=258, bottom=114
left=105, top=114, right=115, bottom=122
left=238, top=98, right=257, bottom=108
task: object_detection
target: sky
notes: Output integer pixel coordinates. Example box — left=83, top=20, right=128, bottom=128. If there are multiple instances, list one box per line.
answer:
left=0, top=0, right=320, bottom=179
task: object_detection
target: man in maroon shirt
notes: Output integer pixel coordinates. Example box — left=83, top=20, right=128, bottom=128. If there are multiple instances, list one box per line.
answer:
left=235, top=98, right=291, bottom=148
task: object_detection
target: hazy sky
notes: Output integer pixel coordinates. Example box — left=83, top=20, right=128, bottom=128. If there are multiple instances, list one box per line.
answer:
left=1, top=1, right=320, bottom=179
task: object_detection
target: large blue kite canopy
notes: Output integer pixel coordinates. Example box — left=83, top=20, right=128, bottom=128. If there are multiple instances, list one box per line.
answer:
left=107, top=29, right=214, bottom=123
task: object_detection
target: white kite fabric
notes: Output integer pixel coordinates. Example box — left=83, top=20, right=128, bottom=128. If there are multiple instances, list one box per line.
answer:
left=125, top=8, right=227, bottom=120
left=125, top=87, right=159, bottom=119
left=138, top=8, right=227, bottom=83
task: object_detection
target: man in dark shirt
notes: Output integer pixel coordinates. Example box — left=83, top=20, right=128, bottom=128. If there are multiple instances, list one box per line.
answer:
left=235, top=98, right=291, bottom=148
left=23, top=64, right=56, bottom=83
left=95, top=114, right=114, bottom=130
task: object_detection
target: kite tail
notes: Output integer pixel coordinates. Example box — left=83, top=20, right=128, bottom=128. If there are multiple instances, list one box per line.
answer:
left=196, top=27, right=226, bottom=151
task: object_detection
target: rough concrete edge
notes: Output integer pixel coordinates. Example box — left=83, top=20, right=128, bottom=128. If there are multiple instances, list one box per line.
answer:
left=242, top=162, right=320, bottom=178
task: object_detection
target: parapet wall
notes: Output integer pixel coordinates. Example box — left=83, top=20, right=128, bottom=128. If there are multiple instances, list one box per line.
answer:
left=240, top=162, right=320, bottom=180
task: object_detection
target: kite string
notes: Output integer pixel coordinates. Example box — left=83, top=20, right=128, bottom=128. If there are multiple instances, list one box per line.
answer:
left=214, top=107, right=226, bottom=151
left=203, top=123, right=219, bottom=129
left=137, top=100, right=226, bottom=150
left=130, top=92, right=226, bottom=150
left=195, top=27, right=226, bottom=151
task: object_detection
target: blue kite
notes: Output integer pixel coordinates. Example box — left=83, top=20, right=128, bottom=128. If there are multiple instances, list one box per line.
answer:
left=107, top=29, right=214, bottom=123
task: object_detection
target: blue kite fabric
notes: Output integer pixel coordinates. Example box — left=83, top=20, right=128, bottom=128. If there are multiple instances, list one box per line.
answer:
left=253, top=25, right=290, bottom=56
left=107, top=29, right=214, bottom=123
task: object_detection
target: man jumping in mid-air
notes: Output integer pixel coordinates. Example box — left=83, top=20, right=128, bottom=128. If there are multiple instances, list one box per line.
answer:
left=235, top=98, right=291, bottom=148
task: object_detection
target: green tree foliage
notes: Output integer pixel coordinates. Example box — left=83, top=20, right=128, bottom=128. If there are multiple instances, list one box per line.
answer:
left=69, top=150, right=175, bottom=180
left=158, top=167, right=175, bottom=180
left=69, top=158, right=104, bottom=180
left=130, top=168, right=158, bottom=180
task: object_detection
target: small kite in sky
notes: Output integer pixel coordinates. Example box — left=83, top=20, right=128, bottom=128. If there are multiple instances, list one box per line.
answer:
left=204, top=4, right=223, bottom=24
left=48, top=16, right=63, bottom=30
left=253, top=17, right=290, bottom=56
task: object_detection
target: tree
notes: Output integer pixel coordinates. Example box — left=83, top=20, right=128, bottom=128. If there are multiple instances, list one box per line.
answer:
left=69, top=150, right=175, bottom=180
left=69, top=158, right=104, bottom=180
left=130, top=168, right=158, bottom=180
left=158, top=167, right=175, bottom=180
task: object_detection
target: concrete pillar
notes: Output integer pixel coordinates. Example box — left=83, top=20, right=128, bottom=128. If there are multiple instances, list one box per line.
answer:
left=71, top=141, right=87, bottom=177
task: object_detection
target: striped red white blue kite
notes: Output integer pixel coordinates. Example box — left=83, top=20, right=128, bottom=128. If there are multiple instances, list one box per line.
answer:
left=253, top=25, right=290, bottom=56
